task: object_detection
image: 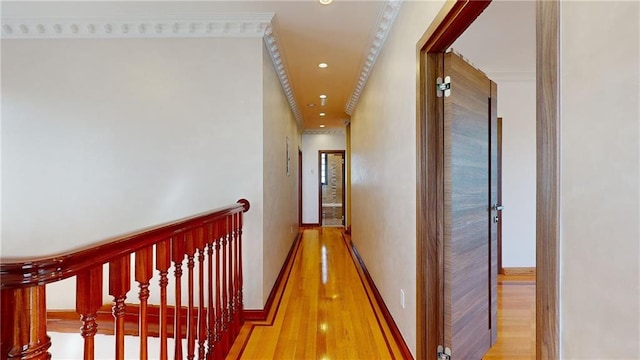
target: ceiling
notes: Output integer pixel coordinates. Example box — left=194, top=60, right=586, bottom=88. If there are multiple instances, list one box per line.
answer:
left=452, top=0, right=535, bottom=77
left=2, top=0, right=399, bottom=131
left=2, top=0, right=534, bottom=131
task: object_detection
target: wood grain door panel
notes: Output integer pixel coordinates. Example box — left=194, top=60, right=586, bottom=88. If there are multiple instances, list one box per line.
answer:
left=443, top=51, right=495, bottom=359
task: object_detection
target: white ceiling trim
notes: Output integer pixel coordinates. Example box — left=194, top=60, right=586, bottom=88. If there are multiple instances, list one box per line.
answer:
left=0, top=14, right=274, bottom=39
left=263, top=24, right=303, bottom=128
left=345, top=0, right=403, bottom=115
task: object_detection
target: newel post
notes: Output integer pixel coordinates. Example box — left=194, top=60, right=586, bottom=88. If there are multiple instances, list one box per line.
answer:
left=1, top=286, right=51, bottom=360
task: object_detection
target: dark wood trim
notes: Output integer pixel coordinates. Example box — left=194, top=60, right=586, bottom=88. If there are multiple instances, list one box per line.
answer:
left=317, top=150, right=346, bottom=226
left=301, top=223, right=320, bottom=228
left=48, top=304, right=202, bottom=338
left=503, top=267, right=536, bottom=276
left=536, top=0, right=560, bottom=359
left=242, top=232, right=302, bottom=321
left=415, top=1, right=491, bottom=358
left=343, top=233, right=414, bottom=359
left=298, top=148, right=303, bottom=226
left=497, top=117, right=504, bottom=275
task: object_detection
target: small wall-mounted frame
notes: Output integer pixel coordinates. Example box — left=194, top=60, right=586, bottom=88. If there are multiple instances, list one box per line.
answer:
left=286, top=137, right=291, bottom=176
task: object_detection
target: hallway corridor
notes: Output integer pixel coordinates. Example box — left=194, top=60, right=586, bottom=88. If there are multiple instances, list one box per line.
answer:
left=227, top=228, right=536, bottom=359
left=227, top=228, right=406, bottom=359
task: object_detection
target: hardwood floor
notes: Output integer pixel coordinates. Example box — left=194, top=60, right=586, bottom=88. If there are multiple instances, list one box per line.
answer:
left=228, top=228, right=536, bottom=359
left=483, top=274, right=536, bottom=360
left=227, top=227, right=404, bottom=359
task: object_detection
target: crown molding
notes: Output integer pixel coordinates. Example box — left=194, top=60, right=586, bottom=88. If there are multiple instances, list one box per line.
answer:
left=263, top=24, right=303, bottom=129
left=345, top=0, right=403, bottom=115
left=0, top=14, right=274, bottom=39
left=1, top=13, right=304, bottom=128
left=303, top=129, right=346, bottom=136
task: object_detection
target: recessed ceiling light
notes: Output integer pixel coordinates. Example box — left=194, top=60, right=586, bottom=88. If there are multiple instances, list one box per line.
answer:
left=319, top=0, right=332, bottom=4
left=318, top=63, right=328, bottom=68
left=319, top=113, right=326, bottom=116
left=319, top=94, right=327, bottom=99
left=320, top=124, right=326, bottom=128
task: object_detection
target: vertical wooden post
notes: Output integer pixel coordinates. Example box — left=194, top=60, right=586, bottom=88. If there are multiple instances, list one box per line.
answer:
left=185, top=231, right=196, bottom=360
left=109, top=254, right=131, bottom=360
left=238, top=210, right=244, bottom=323
left=1, top=286, right=51, bottom=360
left=233, top=213, right=241, bottom=335
left=156, top=239, right=171, bottom=360
left=221, top=217, right=229, bottom=353
left=171, top=234, right=185, bottom=360
left=76, top=267, right=103, bottom=360
left=214, top=219, right=223, bottom=360
left=196, top=227, right=207, bottom=360
left=207, top=223, right=216, bottom=359
left=135, top=246, right=153, bottom=360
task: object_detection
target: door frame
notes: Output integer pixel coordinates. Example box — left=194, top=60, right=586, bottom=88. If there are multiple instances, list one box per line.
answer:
left=497, top=117, right=503, bottom=275
left=299, top=148, right=303, bottom=226
left=415, top=1, right=559, bottom=359
left=318, top=150, right=346, bottom=226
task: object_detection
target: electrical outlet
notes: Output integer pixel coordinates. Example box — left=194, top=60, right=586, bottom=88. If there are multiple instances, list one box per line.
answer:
left=400, top=289, right=405, bottom=309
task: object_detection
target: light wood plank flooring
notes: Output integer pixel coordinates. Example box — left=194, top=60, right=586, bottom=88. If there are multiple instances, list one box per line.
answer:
left=483, top=274, right=536, bottom=359
left=228, top=228, right=404, bottom=359
left=228, top=228, right=536, bottom=359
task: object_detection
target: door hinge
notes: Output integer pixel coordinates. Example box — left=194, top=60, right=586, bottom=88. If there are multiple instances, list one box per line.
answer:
left=437, top=345, right=451, bottom=360
left=436, top=76, right=451, bottom=97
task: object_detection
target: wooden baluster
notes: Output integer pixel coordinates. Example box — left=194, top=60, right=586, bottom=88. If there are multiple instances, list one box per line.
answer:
left=76, top=266, right=103, bottom=360
left=109, top=254, right=131, bottom=360
left=186, top=231, right=196, bottom=360
left=207, top=222, right=216, bottom=359
left=135, top=247, right=153, bottom=360
left=172, top=234, right=186, bottom=359
left=196, top=227, right=207, bottom=360
left=233, top=212, right=241, bottom=336
left=214, top=220, right=223, bottom=360
left=226, top=216, right=234, bottom=341
left=238, top=211, right=244, bottom=326
left=221, top=217, right=229, bottom=354
left=1, top=286, right=51, bottom=360
left=156, top=239, right=171, bottom=360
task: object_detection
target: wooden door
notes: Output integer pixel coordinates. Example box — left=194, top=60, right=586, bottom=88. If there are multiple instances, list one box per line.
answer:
left=442, top=51, right=498, bottom=358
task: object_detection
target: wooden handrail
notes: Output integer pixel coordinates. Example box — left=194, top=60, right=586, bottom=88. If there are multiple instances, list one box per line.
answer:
left=0, top=199, right=250, bottom=289
left=1, top=199, right=250, bottom=360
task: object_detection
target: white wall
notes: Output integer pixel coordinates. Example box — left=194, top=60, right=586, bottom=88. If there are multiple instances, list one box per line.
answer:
left=301, top=132, right=346, bottom=224
left=262, top=42, right=301, bottom=303
left=350, top=1, right=445, bottom=356
left=493, top=79, right=536, bottom=267
left=1, top=37, right=268, bottom=309
left=560, top=1, right=640, bottom=358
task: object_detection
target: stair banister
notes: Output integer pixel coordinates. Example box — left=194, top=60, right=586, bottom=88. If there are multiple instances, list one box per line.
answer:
left=1, top=199, right=250, bottom=360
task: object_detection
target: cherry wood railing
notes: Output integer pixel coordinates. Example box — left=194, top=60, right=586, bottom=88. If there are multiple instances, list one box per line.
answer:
left=0, top=199, right=250, bottom=360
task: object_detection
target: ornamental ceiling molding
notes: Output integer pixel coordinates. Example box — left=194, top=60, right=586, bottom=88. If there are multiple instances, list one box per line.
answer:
left=303, top=129, right=346, bottom=136
left=263, top=23, right=303, bottom=128
left=345, top=0, right=403, bottom=115
left=0, top=14, right=275, bottom=39
left=1, top=13, right=303, bottom=128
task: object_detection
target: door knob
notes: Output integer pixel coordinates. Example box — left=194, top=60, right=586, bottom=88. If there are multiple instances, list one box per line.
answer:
left=492, top=204, right=504, bottom=211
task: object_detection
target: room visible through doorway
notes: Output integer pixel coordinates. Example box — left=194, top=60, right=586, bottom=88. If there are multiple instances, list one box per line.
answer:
left=318, top=150, right=345, bottom=227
